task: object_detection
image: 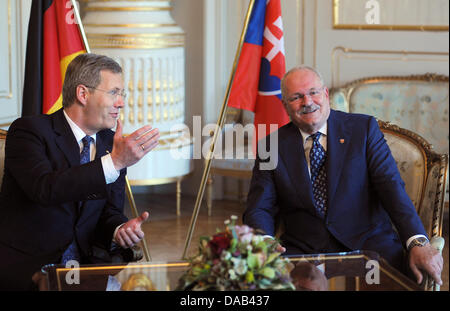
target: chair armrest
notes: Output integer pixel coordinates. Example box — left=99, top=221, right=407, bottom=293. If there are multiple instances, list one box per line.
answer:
left=422, top=236, right=445, bottom=291
left=430, top=236, right=445, bottom=254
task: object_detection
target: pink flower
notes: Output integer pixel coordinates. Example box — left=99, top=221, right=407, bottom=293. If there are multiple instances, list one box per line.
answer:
left=235, top=225, right=254, bottom=243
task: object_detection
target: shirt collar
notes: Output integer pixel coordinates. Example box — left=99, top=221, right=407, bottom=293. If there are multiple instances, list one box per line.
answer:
left=299, top=122, right=327, bottom=145
left=63, top=109, right=96, bottom=144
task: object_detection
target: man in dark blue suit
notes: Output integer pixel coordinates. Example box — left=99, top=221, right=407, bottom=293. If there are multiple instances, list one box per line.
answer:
left=0, top=54, right=160, bottom=290
left=244, top=66, right=443, bottom=285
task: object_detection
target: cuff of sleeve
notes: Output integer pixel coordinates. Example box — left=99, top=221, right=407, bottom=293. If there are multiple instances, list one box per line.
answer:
left=406, top=234, right=428, bottom=249
left=262, top=235, right=274, bottom=240
left=101, top=154, right=120, bottom=184
left=113, top=223, right=124, bottom=244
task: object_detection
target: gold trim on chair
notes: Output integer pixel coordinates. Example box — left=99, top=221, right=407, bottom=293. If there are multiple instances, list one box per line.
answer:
left=377, top=120, right=448, bottom=291
left=331, top=73, right=449, bottom=112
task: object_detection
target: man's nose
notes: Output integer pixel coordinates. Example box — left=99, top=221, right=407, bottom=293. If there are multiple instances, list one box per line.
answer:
left=302, top=95, right=314, bottom=106
left=114, top=95, right=125, bottom=108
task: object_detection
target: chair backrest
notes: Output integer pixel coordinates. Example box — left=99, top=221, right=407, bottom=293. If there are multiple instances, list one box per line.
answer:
left=331, top=74, right=449, bottom=155
left=378, top=120, right=448, bottom=239
left=0, top=129, right=6, bottom=190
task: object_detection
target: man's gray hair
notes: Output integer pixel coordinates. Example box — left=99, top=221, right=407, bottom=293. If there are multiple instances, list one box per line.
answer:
left=62, top=53, right=122, bottom=108
left=280, top=65, right=325, bottom=102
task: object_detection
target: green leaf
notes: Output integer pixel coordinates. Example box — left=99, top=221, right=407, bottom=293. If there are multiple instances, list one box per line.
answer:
left=229, top=238, right=238, bottom=253
left=259, top=267, right=275, bottom=279
left=247, top=253, right=259, bottom=269
left=245, top=271, right=254, bottom=283
left=265, top=252, right=280, bottom=265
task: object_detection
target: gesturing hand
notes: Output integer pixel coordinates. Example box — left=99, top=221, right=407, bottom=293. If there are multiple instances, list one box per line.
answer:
left=110, top=119, right=160, bottom=171
left=115, top=212, right=149, bottom=249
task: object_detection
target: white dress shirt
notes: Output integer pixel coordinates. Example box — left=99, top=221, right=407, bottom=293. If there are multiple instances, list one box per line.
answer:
left=63, top=110, right=123, bottom=242
left=63, top=110, right=119, bottom=184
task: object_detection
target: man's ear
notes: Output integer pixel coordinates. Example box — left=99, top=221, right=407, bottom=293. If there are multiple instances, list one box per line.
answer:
left=76, top=85, right=90, bottom=106
left=324, top=87, right=329, bottom=99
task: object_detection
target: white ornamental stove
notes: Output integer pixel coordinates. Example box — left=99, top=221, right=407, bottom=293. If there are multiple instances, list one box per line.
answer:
left=82, top=0, right=193, bottom=215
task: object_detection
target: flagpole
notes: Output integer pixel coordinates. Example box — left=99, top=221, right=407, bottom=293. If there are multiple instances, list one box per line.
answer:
left=181, top=0, right=257, bottom=259
left=70, top=0, right=151, bottom=262
left=71, top=0, right=90, bottom=53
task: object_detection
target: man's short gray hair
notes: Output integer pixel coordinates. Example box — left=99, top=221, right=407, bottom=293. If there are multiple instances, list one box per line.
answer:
left=280, top=66, right=325, bottom=102
left=62, top=53, right=122, bottom=108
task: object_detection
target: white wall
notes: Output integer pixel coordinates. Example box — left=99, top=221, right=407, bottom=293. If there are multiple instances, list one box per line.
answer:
left=1, top=0, right=448, bottom=198
left=0, top=0, right=31, bottom=129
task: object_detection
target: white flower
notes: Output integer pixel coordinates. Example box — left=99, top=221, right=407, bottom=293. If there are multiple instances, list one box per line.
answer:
left=251, top=235, right=264, bottom=244
left=221, top=251, right=231, bottom=261
left=231, top=258, right=248, bottom=275
left=240, top=232, right=253, bottom=244
left=228, top=269, right=237, bottom=280
left=231, top=215, right=238, bottom=220
left=224, top=220, right=230, bottom=225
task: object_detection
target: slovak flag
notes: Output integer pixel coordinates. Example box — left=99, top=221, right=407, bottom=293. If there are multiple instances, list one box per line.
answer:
left=227, top=0, right=289, bottom=144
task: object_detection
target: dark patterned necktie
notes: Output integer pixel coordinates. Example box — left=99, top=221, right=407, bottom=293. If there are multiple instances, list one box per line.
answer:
left=309, top=132, right=327, bottom=218
left=61, top=135, right=93, bottom=265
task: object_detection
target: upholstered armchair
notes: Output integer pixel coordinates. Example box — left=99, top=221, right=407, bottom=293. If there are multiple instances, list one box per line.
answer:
left=378, top=120, right=447, bottom=291
left=205, top=107, right=255, bottom=216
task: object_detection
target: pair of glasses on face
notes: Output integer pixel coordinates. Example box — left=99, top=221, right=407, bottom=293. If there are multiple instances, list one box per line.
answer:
left=85, top=85, right=128, bottom=101
left=287, top=86, right=324, bottom=103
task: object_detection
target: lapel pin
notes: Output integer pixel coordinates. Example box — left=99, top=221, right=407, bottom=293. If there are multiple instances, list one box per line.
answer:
left=339, top=139, right=345, bottom=144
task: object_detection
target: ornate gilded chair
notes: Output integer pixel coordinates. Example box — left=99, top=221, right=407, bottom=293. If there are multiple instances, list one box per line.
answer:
left=378, top=120, right=447, bottom=291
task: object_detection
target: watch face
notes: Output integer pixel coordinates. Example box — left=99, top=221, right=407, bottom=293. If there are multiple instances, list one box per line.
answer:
left=408, top=237, right=429, bottom=251
left=416, top=237, right=428, bottom=245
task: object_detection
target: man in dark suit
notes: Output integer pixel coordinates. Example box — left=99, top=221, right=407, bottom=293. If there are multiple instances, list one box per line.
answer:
left=243, top=66, right=443, bottom=285
left=0, top=53, right=160, bottom=290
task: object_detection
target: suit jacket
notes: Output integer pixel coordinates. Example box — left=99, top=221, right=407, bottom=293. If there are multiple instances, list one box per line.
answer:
left=0, top=109, right=128, bottom=263
left=244, top=110, right=426, bottom=267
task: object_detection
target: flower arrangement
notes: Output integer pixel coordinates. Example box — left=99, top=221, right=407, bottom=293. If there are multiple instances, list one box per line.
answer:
left=177, top=216, right=295, bottom=291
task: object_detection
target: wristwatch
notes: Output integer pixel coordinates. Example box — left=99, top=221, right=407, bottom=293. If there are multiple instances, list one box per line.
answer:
left=407, top=237, right=429, bottom=252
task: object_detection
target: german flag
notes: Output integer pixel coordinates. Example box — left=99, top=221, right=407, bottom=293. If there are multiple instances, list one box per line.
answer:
left=22, top=0, right=86, bottom=116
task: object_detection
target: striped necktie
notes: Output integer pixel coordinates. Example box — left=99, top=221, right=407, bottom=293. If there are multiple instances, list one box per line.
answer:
left=309, top=132, right=327, bottom=218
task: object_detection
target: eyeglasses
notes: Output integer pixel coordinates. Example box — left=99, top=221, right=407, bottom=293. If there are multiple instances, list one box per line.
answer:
left=286, top=86, right=324, bottom=103
left=85, top=85, right=127, bottom=101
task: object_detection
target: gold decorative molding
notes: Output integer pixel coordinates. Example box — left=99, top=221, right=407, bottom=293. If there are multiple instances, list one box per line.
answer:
left=84, top=6, right=171, bottom=12
left=332, top=0, right=449, bottom=31
left=87, top=33, right=185, bottom=49
left=333, top=24, right=449, bottom=31
left=81, top=0, right=168, bottom=1
left=84, top=23, right=177, bottom=28
left=331, top=47, right=449, bottom=87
